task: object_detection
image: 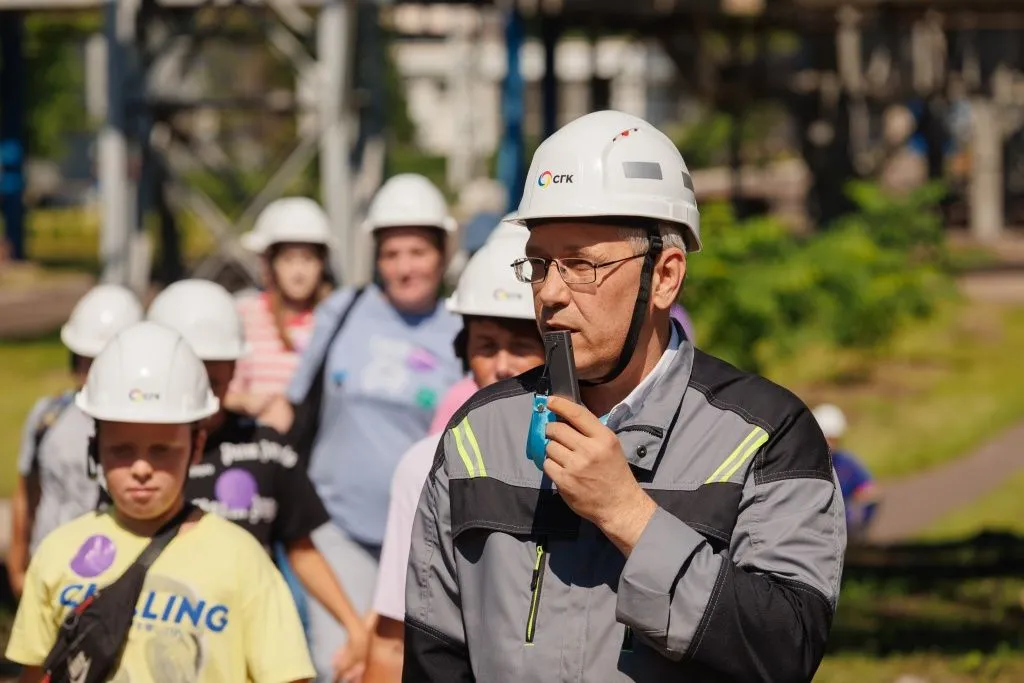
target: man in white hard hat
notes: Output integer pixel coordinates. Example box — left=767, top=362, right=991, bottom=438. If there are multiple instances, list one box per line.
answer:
left=404, top=111, right=846, bottom=682
left=5, top=322, right=315, bottom=682
left=812, top=403, right=879, bottom=540
left=148, top=279, right=370, bottom=681
left=6, top=284, right=143, bottom=598
left=363, top=218, right=544, bottom=683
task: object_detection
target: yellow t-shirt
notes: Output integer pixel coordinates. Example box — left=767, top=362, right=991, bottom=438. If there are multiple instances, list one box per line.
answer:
left=6, top=510, right=315, bottom=683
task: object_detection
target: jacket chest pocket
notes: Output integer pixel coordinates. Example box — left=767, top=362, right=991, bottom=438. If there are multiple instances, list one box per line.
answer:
left=525, top=537, right=549, bottom=644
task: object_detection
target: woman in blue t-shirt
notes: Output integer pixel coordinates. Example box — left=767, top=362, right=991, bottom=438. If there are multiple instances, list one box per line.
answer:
left=263, top=173, right=464, bottom=681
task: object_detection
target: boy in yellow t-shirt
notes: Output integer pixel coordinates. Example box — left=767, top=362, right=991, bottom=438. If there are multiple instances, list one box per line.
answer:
left=5, top=321, right=315, bottom=683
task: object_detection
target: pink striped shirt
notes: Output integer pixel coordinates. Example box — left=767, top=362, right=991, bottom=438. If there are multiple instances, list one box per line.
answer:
left=230, top=293, right=317, bottom=398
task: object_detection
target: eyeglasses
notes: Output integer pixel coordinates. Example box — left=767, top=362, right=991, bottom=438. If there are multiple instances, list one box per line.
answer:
left=511, top=253, right=647, bottom=285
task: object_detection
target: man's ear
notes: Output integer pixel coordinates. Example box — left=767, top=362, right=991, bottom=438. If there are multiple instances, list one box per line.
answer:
left=652, top=248, right=686, bottom=311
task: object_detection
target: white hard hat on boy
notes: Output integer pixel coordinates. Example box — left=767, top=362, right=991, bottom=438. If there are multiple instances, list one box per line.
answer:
left=75, top=321, right=219, bottom=424
left=147, top=279, right=248, bottom=361
left=513, top=109, right=702, bottom=252
left=241, top=196, right=335, bottom=254
left=363, top=173, right=457, bottom=234
left=446, top=217, right=534, bottom=321
left=60, top=284, right=144, bottom=358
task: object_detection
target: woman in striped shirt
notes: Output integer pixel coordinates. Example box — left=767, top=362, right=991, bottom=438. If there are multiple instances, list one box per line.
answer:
left=226, top=197, right=336, bottom=419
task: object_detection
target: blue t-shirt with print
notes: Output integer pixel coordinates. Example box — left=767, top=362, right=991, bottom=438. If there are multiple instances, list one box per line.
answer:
left=287, top=285, right=463, bottom=546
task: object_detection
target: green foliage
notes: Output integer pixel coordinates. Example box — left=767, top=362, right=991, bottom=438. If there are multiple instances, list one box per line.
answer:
left=685, top=182, right=953, bottom=373
left=22, top=14, right=99, bottom=158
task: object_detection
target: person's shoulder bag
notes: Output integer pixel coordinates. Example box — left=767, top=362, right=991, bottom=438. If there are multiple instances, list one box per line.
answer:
left=286, top=286, right=366, bottom=458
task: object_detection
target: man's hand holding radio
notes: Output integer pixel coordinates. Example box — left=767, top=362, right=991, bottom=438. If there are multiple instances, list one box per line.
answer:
left=544, top=395, right=658, bottom=558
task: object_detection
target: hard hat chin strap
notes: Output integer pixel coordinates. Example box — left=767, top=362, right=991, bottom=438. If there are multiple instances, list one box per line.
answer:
left=581, top=229, right=663, bottom=387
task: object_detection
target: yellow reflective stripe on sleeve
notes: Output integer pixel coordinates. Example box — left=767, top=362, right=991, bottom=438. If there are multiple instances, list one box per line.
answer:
left=460, top=417, right=487, bottom=478
left=705, top=426, right=768, bottom=484
left=718, top=429, right=769, bottom=482
left=451, top=424, right=477, bottom=478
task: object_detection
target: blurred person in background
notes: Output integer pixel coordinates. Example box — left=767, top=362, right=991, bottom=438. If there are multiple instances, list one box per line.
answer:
left=227, top=197, right=336, bottom=420
left=149, top=279, right=370, bottom=681
left=426, top=218, right=530, bottom=435
left=670, top=302, right=696, bottom=343
left=261, top=173, right=463, bottom=682
left=364, top=218, right=544, bottom=683
left=813, top=403, right=880, bottom=540
left=6, top=284, right=142, bottom=598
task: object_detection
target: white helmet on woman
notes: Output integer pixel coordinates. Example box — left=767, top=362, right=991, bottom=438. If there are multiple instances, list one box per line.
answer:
left=446, top=217, right=534, bottom=321
left=60, top=284, right=144, bottom=358
left=76, top=321, right=219, bottom=424
left=147, top=279, right=247, bottom=361
left=241, top=197, right=335, bottom=254
left=363, top=174, right=457, bottom=235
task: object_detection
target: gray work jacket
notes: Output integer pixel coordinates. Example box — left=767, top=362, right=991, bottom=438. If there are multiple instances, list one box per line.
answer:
left=404, top=340, right=846, bottom=682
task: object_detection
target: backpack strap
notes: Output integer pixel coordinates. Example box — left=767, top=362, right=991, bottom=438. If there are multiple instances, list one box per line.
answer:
left=287, top=287, right=366, bottom=456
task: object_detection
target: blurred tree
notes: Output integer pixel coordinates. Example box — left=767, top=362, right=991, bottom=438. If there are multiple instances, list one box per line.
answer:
left=22, top=14, right=99, bottom=159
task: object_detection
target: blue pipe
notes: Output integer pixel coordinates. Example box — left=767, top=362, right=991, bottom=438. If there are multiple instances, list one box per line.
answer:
left=0, top=11, right=26, bottom=261
left=496, top=9, right=525, bottom=214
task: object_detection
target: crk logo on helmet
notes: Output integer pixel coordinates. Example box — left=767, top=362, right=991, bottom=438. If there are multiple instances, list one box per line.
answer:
left=493, top=288, right=523, bottom=301
left=537, top=170, right=573, bottom=188
left=128, top=388, right=160, bottom=402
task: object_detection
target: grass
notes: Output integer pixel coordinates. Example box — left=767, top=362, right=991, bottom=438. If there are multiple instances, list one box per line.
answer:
left=772, top=299, right=1024, bottom=480
left=0, top=335, right=75, bottom=497
left=18, top=206, right=215, bottom=270
left=919, top=472, right=1024, bottom=541
left=816, top=652, right=1024, bottom=683
left=819, top=564, right=1024, bottom=681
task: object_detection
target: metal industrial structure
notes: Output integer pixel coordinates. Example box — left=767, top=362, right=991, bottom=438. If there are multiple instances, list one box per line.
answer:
left=2, top=0, right=1024, bottom=293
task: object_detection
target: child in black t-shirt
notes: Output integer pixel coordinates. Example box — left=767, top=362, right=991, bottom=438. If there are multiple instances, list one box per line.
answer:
left=149, top=279, right=369, bottom=683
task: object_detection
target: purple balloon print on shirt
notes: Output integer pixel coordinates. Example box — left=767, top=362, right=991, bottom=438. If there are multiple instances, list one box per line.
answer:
left=69, top=535, right=117, bottom=578
left=215, top=468, right=258, bottom=511
left=406, top=347, right=438, bottom=373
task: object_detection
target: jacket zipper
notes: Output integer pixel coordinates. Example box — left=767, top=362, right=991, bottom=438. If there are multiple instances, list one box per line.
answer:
left=525, top=540, right=548, bottom=644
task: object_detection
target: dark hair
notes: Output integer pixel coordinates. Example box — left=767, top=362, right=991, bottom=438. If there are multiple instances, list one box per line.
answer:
left=453, top=316, right=543, bottom=373
left=266, top=242, right=334, bottom=352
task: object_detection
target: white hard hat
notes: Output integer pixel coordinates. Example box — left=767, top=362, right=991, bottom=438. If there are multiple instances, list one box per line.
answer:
left=147, top=279, right=248, bottom=361
left=446, top=219, right=534, bottom=320
left=363, top=173, right=457, bottom=235
left=812, top=403, right=848, bottom=439
left=76, top=321, right=219, bottom=424
left=514, top=110, right=701, bottom=252
left=240, top=197, right=335, bottom=254
left=61, top=284, right=144, bottom=358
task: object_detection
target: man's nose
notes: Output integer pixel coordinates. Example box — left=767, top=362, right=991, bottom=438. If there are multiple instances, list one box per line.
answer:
left=535, top=262, right=570, bottom=308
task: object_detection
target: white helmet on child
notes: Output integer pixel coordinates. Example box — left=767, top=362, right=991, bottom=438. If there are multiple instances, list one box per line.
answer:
left=363, top=174, right=457, bottom=235
left=147, top=279, right=248, bottom=361
left=812, top=404, right=848, bottom=439
left=241, top=197, right=335, bottom=254
left=514, top=109, right=701, bottom=252
left=76, top=321, right=220, bottom=424
left=60, top=284, right=144, bottom=358
left=446, top=217, right=534, bottom=321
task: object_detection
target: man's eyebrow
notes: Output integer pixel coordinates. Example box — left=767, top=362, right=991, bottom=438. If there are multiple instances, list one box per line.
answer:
left=526, top=243, right=599, bottom=258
